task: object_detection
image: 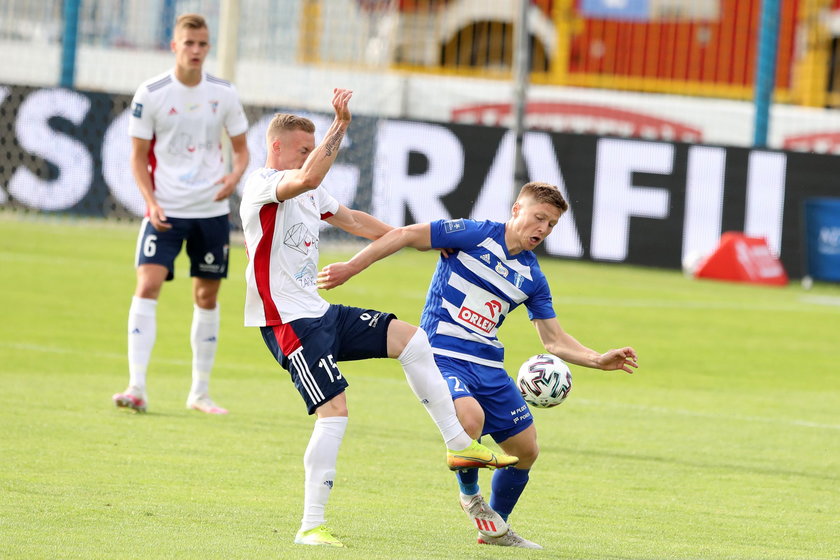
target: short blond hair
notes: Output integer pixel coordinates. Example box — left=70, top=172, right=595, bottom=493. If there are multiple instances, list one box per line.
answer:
left=265, top=113, right=316, bottom=140
left=174, top=13, right=208, bottom=34
left=516, top=181, right=568, bottom=213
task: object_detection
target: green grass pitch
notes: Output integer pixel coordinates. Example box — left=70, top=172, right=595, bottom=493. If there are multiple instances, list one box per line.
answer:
left=1, top=215, right=838, bottom=559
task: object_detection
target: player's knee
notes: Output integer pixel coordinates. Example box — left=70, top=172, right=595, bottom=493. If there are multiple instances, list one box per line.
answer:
left=316, top=394, right=348, bottom=418
left=193, top=282, right=220, bottom=309
left=517, top=442, right=540, bottom=467
left=389, top=322, right=426, bottom=360
left=460, top=416, right=484, bottom=440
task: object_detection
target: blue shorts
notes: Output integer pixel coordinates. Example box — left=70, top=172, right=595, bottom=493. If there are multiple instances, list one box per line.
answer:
left=435, top=354, right=533, bottom=443
left=135, top=215, right=230, bottom=281
left=260, top=305, right=396, bottom=414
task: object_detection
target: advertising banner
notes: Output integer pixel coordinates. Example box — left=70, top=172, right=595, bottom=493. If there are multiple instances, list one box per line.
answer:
left=3, top=83, right=840, bottom=278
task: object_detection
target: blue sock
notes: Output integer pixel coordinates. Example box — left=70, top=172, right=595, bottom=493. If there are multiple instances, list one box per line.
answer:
left=456, top=468, right=480, bottom=496
left=489, top=467, right=530, bottom=522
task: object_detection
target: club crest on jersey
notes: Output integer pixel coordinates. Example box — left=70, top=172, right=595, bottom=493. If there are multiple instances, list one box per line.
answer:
left=132, top=102, right=143, bottom=118
left=209, top=100, right=219, bottom=113
left=495, top=261, right=509, bottom=277
left=443, top=219, right=465, bottom=233
left=284, top=223, right=318, bottom=255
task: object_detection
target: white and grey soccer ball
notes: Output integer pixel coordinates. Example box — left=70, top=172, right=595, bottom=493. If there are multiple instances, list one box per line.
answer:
left=517, top=354, right=573, bottom=408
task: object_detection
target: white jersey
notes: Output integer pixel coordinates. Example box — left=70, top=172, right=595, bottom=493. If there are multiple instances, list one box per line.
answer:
left=128, top=70, right=249, bottom=218
left=240, top=167, right=340, bottom=326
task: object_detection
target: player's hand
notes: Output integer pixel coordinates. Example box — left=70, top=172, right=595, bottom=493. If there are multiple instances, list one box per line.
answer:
left=148, top=204, right=172, bottom=231
left=317, top=262, right=356, bottom=290
left=437, top=247, right=455, bottom=259
left=597, top=347, right=638, bottom=374
left=213, top=173, right=239, bottom=201
left=332, top=88, right=353, bottom=124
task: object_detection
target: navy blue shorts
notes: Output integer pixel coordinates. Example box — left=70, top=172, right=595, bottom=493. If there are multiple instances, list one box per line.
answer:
left=260, top=305, right=396, bottom=414
left=134, top=215, right=230, bottom=281
left=435, top=354, right=533, bottom=443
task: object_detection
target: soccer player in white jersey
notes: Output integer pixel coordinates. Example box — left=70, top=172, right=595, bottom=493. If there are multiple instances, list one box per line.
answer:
left=113, top=13, right=249, bottom=415
left=239, top=88, right=518, bottom=548
left=319, top=182, right=639, bottom=548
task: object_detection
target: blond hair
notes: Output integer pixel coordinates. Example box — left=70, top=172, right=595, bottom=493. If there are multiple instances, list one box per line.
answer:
left=174, top=13, right=208, bottom=34
left=516, top=181, right=568, bottom=213
left=265, top=113, right=316, bottom=140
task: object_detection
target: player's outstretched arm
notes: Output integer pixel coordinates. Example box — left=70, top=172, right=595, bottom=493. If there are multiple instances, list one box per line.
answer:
left=532, top=317, right=638, bottom=374
left=324, top=205, right=393, bottom=241
left=318, top=223, right=432, bottom=290
left=275, top=88, right=353, bottom=201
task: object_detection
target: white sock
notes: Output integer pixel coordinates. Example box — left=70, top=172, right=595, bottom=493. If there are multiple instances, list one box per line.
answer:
left=398, top=329, right=472, bottom=451
left=127, top=296, right=157, bottom=393
left=301, top=416, right=348, bottom=532
left=190, top=304, right=219, bottom=396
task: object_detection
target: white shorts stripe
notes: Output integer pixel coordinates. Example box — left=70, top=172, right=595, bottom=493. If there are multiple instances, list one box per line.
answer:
left=289, top=348, right=325, bottom=402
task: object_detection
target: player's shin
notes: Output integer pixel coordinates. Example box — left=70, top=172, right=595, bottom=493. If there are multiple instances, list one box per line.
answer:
left=489, top=467, right=530, bottom=522
left=397, top=329, right=472, bottom=451
left=190, top=304, right=219, bottom=396
left=301, top=416, right=347, bottom=532
left=127, top=296, right=157, bottom=391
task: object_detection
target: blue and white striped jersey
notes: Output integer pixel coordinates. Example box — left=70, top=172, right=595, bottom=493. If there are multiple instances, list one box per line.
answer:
left=420, top=218, right=556, bottom=368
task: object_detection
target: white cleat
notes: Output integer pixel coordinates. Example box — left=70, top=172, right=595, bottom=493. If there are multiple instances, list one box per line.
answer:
left=477, top=527, right=543, bottom=549
left=186, top=394, right=228, bottom=415
left=461, top=494, right=508, bottom=537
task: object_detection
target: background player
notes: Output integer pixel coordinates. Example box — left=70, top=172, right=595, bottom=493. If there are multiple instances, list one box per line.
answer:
left=113, top=13, right=249, bottom=414
left=318, top=181, right=638, bottom=548
left=239, top=88, right=518, bottom=547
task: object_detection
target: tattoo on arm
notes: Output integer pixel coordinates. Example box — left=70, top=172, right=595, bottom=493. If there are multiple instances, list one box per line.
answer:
left=323, top=129, right=345, bottom=157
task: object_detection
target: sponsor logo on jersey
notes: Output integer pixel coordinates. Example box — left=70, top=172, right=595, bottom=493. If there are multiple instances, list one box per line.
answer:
left=480, top=253, right=491, bottom=264
left=188, top=103, right=200, bottom=112
left=132, top=102, right=143, bottom=118
left=285, top=223, right=318, bottom=255
left=204, top=252, right=215, bottom=264
left=294, top=263, right=318, bottom=288
left=458, top=306, right=495, bottom=333
left=443, top=219, right=465, bottom=233
left=168, top=107, right=178, bottom=115
left=495, top=261, right=509, bottom=277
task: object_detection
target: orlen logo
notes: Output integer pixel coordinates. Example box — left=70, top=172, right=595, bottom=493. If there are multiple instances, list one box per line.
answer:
left=458, top=306, right=495, bottom=333
left=451, top=102, right=702, bottom=142
left=783, top=132, right=840, bottom=154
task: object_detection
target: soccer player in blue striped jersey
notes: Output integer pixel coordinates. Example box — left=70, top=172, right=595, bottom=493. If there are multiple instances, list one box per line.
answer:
left=319, top=182, right=638, bottom=548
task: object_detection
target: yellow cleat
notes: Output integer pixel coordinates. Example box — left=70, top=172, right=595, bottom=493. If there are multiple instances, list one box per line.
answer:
left=294, top=525, right=346, bottom=547
left=447, top=440, right=519, bottom=471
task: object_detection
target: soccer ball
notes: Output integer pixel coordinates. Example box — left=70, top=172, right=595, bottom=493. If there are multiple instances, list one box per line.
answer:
left=516, top=354, right=573, bottom=408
